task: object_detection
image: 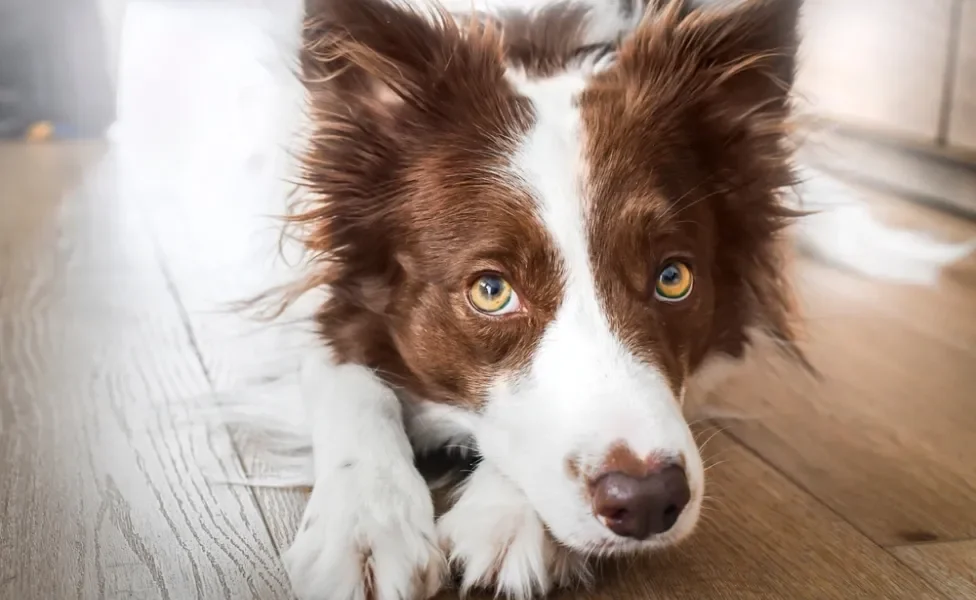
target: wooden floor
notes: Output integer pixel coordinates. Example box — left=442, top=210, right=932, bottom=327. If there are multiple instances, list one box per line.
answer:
left=2, top=145, right=976, bottom=600
left=3, top=141, right=975, bottom=600
left=3, top=3, right=976, bottom=600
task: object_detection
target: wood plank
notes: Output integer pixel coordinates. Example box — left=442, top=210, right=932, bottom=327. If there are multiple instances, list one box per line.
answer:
left=852, top=176, right=976, bottom=241
left=948, top=0, right=976, bottom=150
left=893, top=541, right=976, bottom=598
left=440, top=433, right=942, bottom=600
left=794, top=0, right=953, bottom=143
left=698, top=220, right=976, bottom=547
left=0, top=143, right=292, bottom=599
left=110, top=0, right=312, bottom=555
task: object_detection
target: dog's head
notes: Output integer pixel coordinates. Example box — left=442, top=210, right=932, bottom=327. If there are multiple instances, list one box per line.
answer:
left=294, top=0, right=802, bottom=555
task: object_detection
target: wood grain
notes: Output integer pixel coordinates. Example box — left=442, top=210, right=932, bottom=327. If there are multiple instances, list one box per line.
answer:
left=948, top=0, right=976, bottom=150
left=438, top=433, right=942, bottom=600
left=0, top=143, right=292, bottom=599
left=894, top=541, right=976, bottom=598
left=794, top=0, right=953, bottom=142
left=702, top=239, right=976, bottom=546
left=1, top=142, right=964, bottom=600
left=108, top=0, right=315, bottom=556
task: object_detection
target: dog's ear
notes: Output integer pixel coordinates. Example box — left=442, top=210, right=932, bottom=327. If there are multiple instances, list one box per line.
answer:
left=301, top=0, right=450, bottom=115
left=301, top=0, right=505, bottom=118
left=621, top=0, right=801, bottom=128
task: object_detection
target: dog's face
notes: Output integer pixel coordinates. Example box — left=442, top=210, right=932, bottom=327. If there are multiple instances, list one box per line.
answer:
left=296, top=0, right=801, bottom=555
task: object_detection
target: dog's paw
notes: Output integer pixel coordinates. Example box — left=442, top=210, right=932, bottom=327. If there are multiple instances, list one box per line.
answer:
left=437, top=466, right=590, bottom=599
left=284, top=469, right=446, bottom=600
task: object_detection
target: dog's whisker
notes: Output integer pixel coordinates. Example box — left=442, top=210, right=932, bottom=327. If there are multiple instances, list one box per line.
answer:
left=702, top=460, right=728, bottom=473
left=696, top=425, right=731, bottom=455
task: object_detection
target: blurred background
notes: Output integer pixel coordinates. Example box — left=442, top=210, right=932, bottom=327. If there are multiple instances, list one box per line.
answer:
left=0, top=1, right=974, bottom=599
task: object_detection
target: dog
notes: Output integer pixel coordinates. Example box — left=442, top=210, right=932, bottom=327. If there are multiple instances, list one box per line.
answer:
left=219, top=0, right=974, bottom=598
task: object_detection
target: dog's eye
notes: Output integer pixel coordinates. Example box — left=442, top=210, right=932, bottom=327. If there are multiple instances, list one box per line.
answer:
left=655, top=260, right=693, bottom=302
left=469, top=274, right=520, bottom=315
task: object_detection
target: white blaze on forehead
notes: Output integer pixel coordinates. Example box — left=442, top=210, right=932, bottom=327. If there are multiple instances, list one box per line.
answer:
left=505, top=70, right=592, bottom=290
left=501, top=70, right=685, bottom=454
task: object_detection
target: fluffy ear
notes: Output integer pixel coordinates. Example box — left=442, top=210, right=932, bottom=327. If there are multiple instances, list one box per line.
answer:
left=301, top=0, right=506, bottom=116
left=621, top=0, right=802, bottom=127
left=302, top=0, right=447, bottom=112
left=294, top=0, right=509, bottom=240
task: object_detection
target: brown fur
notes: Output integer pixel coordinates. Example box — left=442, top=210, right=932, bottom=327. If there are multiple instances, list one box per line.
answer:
left=283, top=0, right=806, bottom=409
left=581, top=0, right=805, bottom=393
left=295, top=0, right=556, bottom=405
left=495, top=2, right=604, bottom=77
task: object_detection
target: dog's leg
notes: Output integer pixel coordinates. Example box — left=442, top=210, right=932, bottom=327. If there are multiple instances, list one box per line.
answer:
left=283, top=349, right=445, bottom=600
left=437, top=462, right=590, bottom=600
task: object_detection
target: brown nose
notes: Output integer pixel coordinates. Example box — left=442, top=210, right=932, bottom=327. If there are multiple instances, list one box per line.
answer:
left=591, top=465, right=691, bottom=540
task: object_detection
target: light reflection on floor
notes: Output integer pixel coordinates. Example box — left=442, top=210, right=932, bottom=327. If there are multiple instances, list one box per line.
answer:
left=112, top=0, right=307, bottom=290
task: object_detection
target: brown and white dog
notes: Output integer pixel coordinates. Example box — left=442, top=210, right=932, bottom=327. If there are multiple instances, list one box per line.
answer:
left=224, top=0, right=973, bottom=599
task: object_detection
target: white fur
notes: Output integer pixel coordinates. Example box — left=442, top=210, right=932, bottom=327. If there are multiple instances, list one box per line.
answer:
left=282, top=348, right=446, bottom=600
left=436, top=464, right=589, bottom=599
left=473, top=70, right=704, bottom=555
left=789, top=166, right=975, bottom=285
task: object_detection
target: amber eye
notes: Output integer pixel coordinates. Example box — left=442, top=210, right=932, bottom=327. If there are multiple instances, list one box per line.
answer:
left=468, top=274, right=521, bottom=315
left=655, top=260, right=694, bottom=302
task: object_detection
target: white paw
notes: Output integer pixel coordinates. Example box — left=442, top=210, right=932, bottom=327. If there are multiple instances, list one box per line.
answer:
left=437, top=466, right=590, bottom=599
left=284, top=467, right=446, bottom=600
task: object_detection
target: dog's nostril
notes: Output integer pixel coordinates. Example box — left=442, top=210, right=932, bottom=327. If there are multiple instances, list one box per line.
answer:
left=607, top=508, right=629, bottom=522
left=591, top=464, right=691, bottom=540
left=662, top=503, right=680, bottom=530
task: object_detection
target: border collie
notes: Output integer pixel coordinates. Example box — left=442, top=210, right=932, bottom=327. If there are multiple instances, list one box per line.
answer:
left=223, top=0, right=974, bottom=598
